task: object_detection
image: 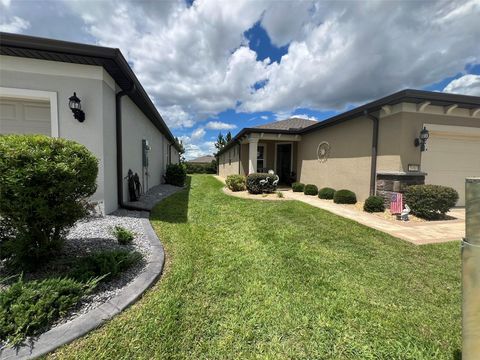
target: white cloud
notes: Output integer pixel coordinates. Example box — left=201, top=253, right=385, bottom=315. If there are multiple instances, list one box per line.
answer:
left=241, top=0, right=480, bottom=113
left=292, top=114, right=319, bottom=121
left=205, top=121, right=237, bottom=130
left=443, top=74, right=480, bottom=96
left=0, top=16, right=29, bottom=32
left=191, top=127, right=206, bottom=140
left=179, top=135, right=216, bottom=160
left=260, top=1, right=314, bottom=47
left=157, top=105, right=195, bottom=129
left=4, top=0, right=480, bottom=129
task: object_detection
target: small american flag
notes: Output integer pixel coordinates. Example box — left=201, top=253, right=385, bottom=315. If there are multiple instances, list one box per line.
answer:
left=390, top=192, right=403, bottom=214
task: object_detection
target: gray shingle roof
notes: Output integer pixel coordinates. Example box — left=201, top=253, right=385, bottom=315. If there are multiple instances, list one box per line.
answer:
left=254, top=117, right=317, bottom=131
left=188, top=155, right=215, bottom=163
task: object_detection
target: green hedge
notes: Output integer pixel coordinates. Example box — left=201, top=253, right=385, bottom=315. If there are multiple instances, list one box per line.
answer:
left=165, top=163, right=187, bottom=187
left=304, top=184, right=318, bottom=196
left=185, top=161, right=216, bottom=174
left=226, top=175, right=246, bottom=192
left=246, top=173, right=277, bottom=194
left=334, top=189, right=357, bottom=204
left=363, top=196, right=385, bottom=212
left=0, top=134, right=98, bottom=268
left=404, top=184, right=458, bottom=220
left=318, top=187, right=336, bottom=199
left=292, top=182, right=305, bottom=192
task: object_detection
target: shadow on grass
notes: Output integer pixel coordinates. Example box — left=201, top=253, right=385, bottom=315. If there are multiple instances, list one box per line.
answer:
left=150, top=176, right=191, bottom=224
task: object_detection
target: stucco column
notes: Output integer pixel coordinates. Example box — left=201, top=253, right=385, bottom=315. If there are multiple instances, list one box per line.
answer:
left=248, top=139, right=258, bottom=174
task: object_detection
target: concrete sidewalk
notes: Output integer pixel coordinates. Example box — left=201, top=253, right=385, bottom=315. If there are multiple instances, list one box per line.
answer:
left=282, top=190, right=464, bottom=245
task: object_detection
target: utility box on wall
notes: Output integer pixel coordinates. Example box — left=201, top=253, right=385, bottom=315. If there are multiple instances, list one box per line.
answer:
left=142, top=139, right=150, bottom=168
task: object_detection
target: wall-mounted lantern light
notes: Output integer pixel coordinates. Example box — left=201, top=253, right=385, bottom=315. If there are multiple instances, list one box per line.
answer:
left=68, top=92, right=85, bottom=122
left=414, top=126, right=429, bottom=151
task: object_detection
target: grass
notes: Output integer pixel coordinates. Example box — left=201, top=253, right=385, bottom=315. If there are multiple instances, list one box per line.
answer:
left=51, top=175, right=460, bottom=359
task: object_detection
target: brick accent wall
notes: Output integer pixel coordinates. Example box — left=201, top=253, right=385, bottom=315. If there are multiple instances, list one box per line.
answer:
left=376, top=173, right=425, bottom=208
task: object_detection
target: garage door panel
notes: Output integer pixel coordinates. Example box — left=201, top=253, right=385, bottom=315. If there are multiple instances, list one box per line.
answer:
left=422, top=127, right=480, bottom=206
left=0, top=98, right=51, bottom=136
left=0, top=103, right=16, bottom=119
left=24, top=104, right=50, bottom=122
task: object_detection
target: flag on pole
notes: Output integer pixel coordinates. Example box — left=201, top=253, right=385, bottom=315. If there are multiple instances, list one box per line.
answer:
left=390, top=192, right=403, bottom=214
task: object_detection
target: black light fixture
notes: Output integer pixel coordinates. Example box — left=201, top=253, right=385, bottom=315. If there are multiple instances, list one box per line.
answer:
left=69, top=92, right=85, bottom=122
left=414, top=126, right=429, bottom=151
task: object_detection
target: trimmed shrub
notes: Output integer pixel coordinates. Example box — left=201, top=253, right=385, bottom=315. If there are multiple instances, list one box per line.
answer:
left=112, top=226, right=135, bottom=245
left=68, top=250, right=142, bottom=283
left=304, top=184, right=319, bottom=196
left=334, top=189, right=357, bottom=204
left=404, top=184, right=459, bottom=220
left=0, top=135, right=98, bottom=268
left=318, top=187, right=336, bottom=199
left=0, top=276, right=97, bottom=346
left=226, top=174, right=246, bottom=192
left=292, top=182, right=305, bottom=192
left=165, top=163, right=187, bottom=187
left=246, top=173, right=277, bottom=194
left=363, top=196, right=385, bottom=212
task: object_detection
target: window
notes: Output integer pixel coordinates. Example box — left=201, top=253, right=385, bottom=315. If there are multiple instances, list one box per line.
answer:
left=257, top=144, right=265, bottom=172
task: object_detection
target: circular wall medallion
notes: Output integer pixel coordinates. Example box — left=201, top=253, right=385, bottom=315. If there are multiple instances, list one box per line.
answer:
left=317, top=141, right=330, bottom=163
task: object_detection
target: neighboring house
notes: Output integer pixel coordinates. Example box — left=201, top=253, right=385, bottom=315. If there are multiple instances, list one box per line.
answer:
left=0, top=33, right=180, bottom=214
left=187, top=155, right=215, bottom=165
left=217, top=90, right=480, bottom=206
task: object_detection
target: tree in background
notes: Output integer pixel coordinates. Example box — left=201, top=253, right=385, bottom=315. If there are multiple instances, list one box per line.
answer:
left=214, top=133, right=226, bottom=153
left=225, top=131, right=232, bottom=143
left=175, top=137, right=186, bottom=163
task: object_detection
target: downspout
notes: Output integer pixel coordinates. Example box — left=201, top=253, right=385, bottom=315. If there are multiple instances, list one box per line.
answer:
left=116, top=85, right=144, bottom=211
left=238, top=142, right=241, bottom=174
left=365, top=110, right=379, bottom=196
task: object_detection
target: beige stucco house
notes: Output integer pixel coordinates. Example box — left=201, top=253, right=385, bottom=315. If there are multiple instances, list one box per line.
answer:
left=217, top=90, right=480, bottom=206
left=0, top=33, right=180, bottom=214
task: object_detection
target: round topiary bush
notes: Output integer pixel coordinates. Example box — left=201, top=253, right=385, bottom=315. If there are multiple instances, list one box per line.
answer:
left=0, top=134, right=98, bottom=268
left=318, top=187, right=336, bottom=199
left=304, top=184, right=318, bottom=196
left=292, top=182, right=305, bottom=192
left=363, top=195, right=385, bottom=212
left=225, top=174, right=246, bottom=191
left=404, top=184, right=458, bottom=220
left=165, top=163, right=187, bottom=187
left=334, top=189, right=357, bottom=204
left=246, top=173, right=277, bottom=194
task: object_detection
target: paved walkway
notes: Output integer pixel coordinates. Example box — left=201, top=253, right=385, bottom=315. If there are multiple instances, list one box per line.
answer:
left=124, top=183, right=183, bottom=211
left=282, top=190, right=464, bottom=245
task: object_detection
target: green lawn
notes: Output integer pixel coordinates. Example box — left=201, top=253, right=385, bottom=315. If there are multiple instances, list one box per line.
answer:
left=52, top=175, right=460, bottom=359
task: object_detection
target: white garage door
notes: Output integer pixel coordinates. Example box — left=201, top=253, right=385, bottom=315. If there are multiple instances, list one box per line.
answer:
left=0, top=97, right=51, bottom=135
left=422, top=124, right=480, bottom=206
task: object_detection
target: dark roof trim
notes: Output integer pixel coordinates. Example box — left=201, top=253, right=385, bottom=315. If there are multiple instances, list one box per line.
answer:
left=301, top=89, right=480, bottom=134
left=217, top=89, right=480, bottom=156
left=0, top=32, right=180, bottom=151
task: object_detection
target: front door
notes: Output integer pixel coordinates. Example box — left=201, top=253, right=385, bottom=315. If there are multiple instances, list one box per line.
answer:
left=276, top=144, right=292, bottom=184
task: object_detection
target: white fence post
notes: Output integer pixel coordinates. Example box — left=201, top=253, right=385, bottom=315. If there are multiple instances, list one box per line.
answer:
left=463, top=177, right=480, bottom=359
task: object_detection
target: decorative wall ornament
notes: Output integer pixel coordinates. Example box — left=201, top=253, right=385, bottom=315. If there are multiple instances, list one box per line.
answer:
left=317, top=141, right=330, bottom=163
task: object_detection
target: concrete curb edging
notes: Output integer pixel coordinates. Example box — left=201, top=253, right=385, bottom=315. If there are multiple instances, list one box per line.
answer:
left=0, top=213, right=165, bottom=360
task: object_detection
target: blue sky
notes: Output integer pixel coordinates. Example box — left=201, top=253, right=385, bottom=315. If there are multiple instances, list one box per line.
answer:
left=1, top=0, right=479, bottom=159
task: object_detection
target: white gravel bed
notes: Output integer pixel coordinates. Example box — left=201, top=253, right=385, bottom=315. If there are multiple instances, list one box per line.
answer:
left=53, top=209, right=152, bottom=325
